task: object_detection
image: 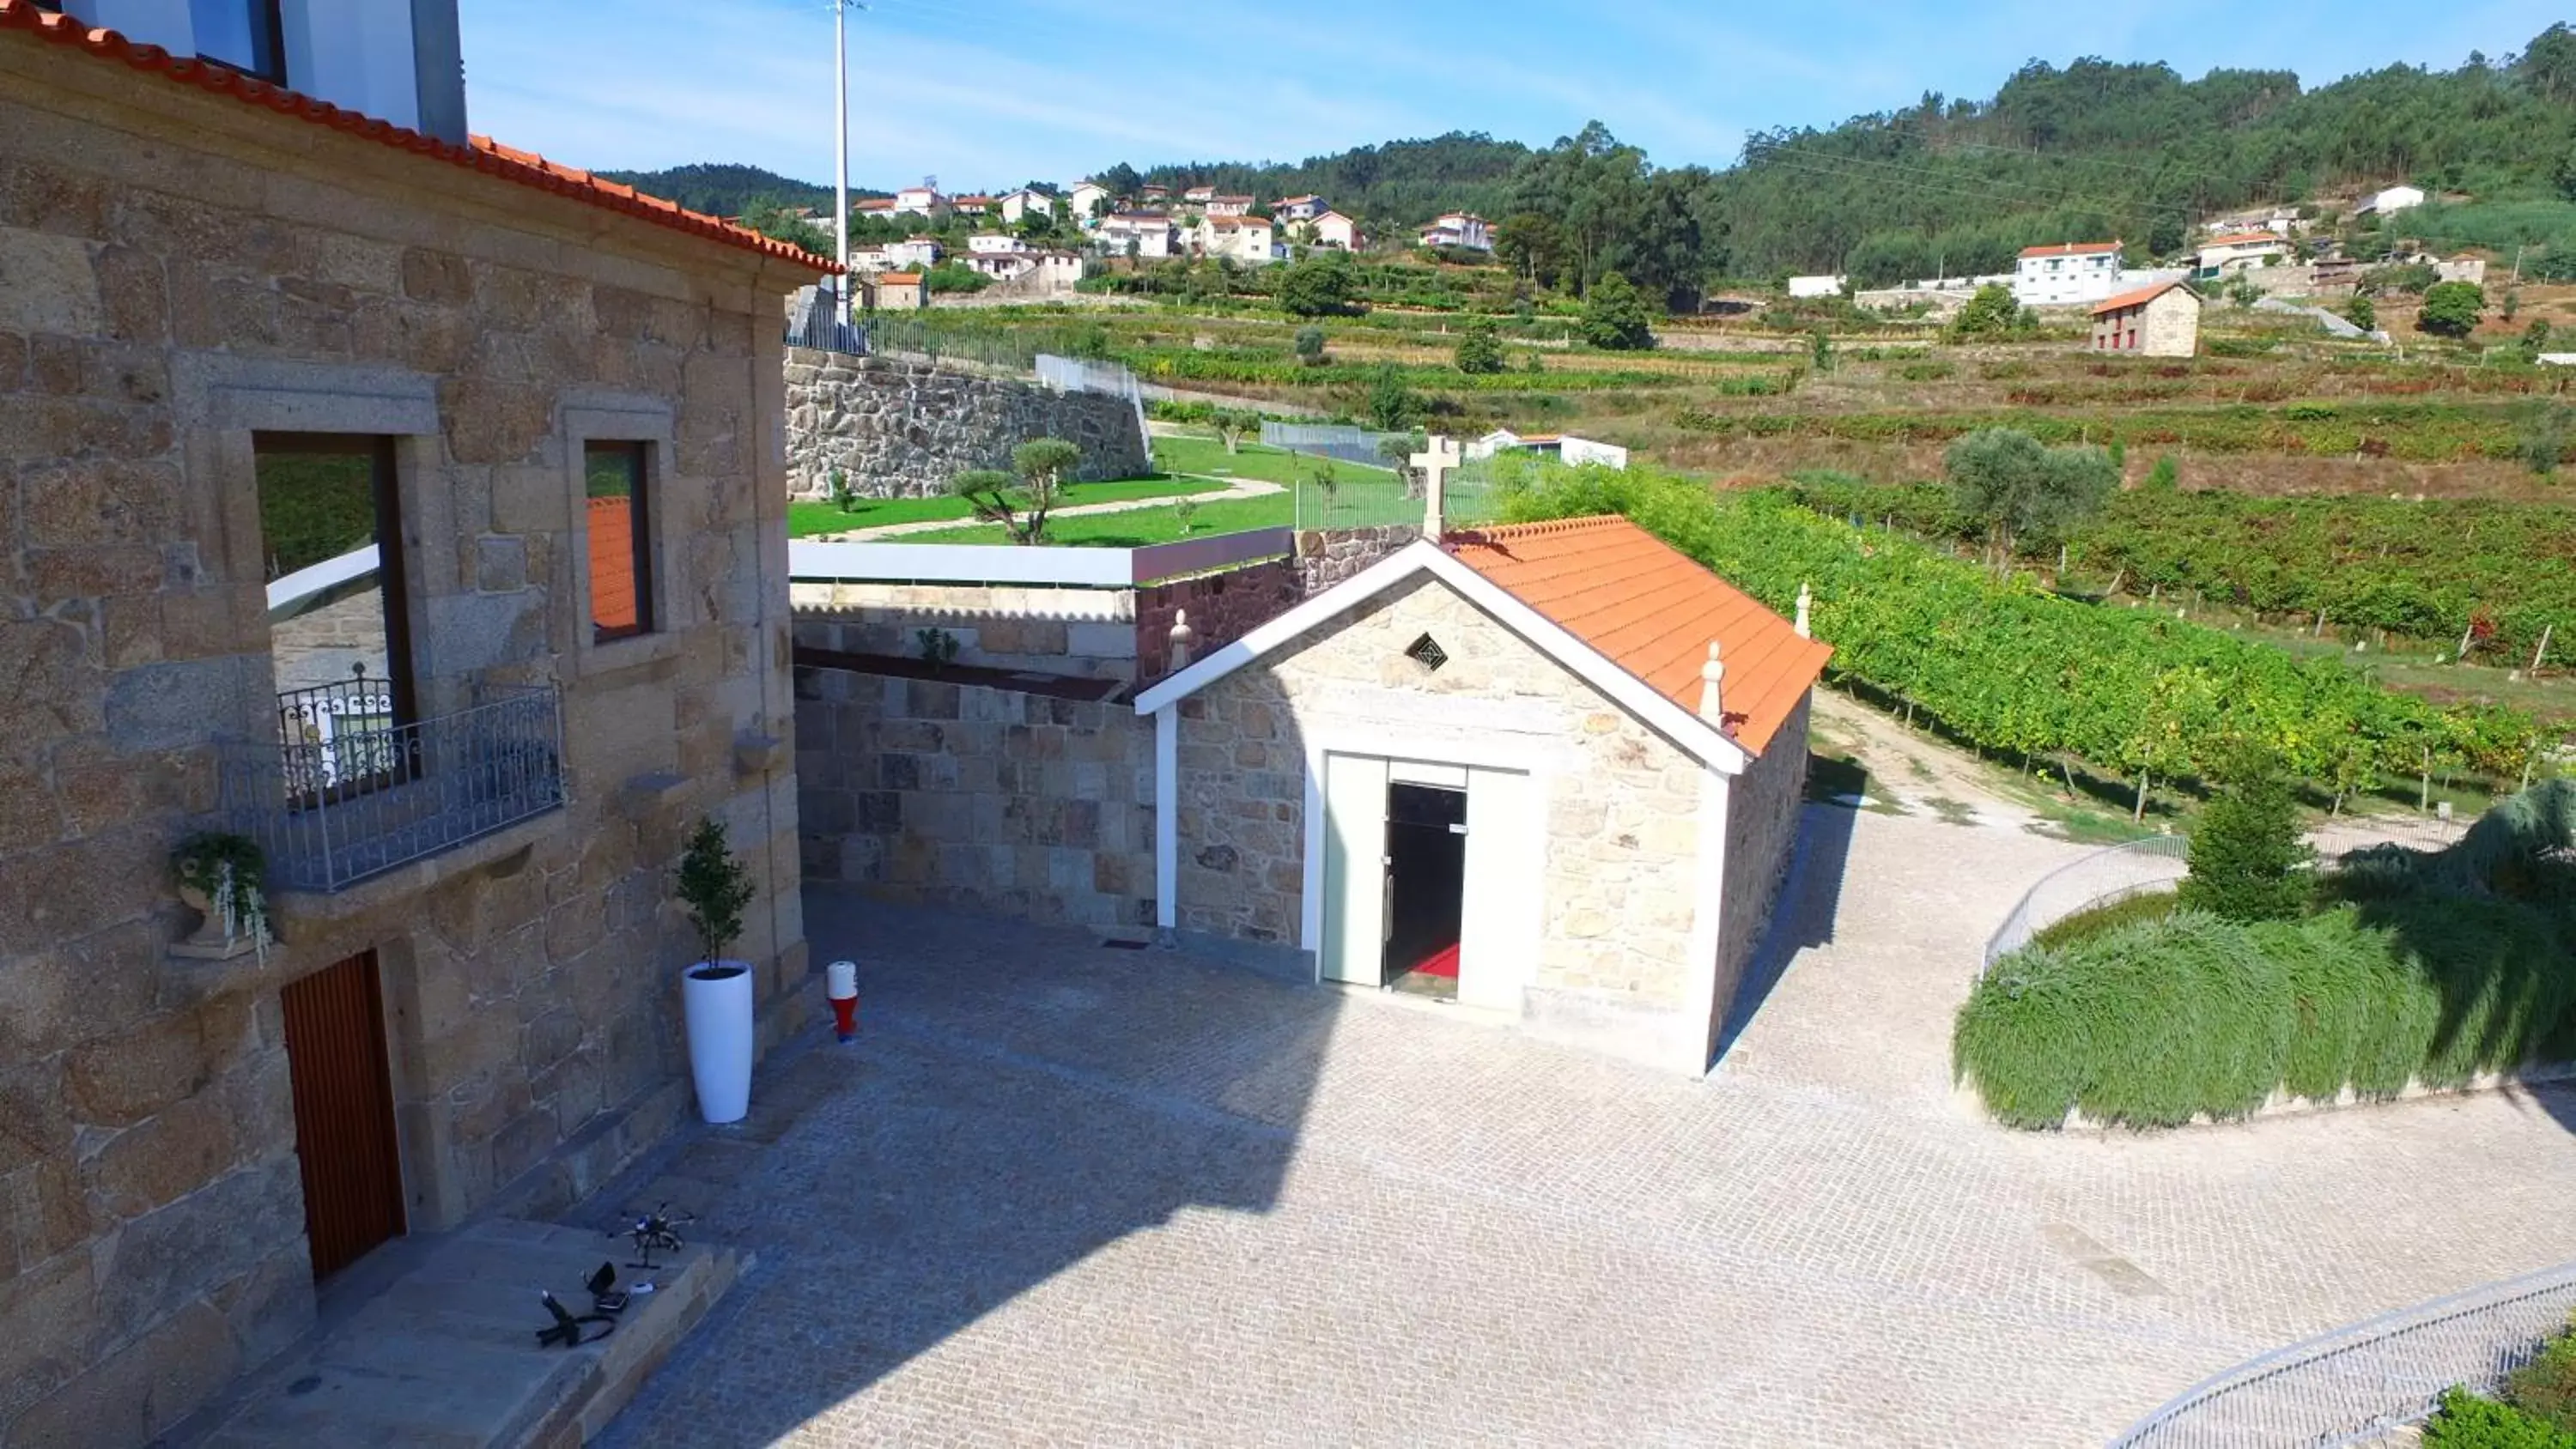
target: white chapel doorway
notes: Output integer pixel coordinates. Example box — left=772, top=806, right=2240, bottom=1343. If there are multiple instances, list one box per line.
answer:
left=1318, top=752, right=1537, bottom=1010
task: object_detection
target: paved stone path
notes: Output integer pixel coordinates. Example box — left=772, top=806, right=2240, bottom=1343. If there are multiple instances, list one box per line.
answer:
left=816, top=478, right=1281, bottom=542
left=598, top=807, right=2576, bottom=1447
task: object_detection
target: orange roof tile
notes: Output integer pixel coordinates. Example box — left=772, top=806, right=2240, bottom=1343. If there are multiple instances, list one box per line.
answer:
left=2089, top=280, right=2196, bottom=316
left=2203, top=231, right=2283, bottom=246
left=0, top=0, right=837, bottom=274
left=2019, top=240, right=2120, bottom=258
left=877, top=272, right=923, bottom=283
left=1446, top=516, right=1832, bottom=755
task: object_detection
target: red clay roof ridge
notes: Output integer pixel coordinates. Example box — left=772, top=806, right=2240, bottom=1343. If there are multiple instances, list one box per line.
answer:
left=0, top=0, right=837, bottom=274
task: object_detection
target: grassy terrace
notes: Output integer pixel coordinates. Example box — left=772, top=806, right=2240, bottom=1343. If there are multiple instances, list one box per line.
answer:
left=787, top=474, right=1227, bottom=538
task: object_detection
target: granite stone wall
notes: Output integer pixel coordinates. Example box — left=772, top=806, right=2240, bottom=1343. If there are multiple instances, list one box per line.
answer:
left=1708, top=695, right=1812, bottom=1060
left=784, top=349, right=1149, bottom=501
left=0, top=39, right=809, bottom=1445
left=1296, top=524, right=1419, bottom=593
left=795, top=664, right=1156, bottom=931
left=1135, top=558, right=1302, bottom=683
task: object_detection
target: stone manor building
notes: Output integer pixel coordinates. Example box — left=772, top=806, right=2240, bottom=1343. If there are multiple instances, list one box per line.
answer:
left=0, top=3, right=826, bottom=1440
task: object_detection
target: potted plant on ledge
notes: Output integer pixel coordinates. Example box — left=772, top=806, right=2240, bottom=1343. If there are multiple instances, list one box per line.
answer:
left=675, top=815, right=758, bottom=1125
left=172, top=831, right=270, bottom=961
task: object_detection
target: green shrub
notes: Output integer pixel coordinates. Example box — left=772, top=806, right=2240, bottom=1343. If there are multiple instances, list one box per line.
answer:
left=1954, top=884, right=2576, bottom=1129
left=2508, top=1315, right=2576, bottom=1432
left=2424, top=1388, right=2576, bottom=1449
left=1455, top=318, right=1507, bottom=374
left=2421, top=281, right=2488, bottom=338
left=2029, top=891, right=2178, bottom=950
left=2178, top=748, right=2314, bottom=922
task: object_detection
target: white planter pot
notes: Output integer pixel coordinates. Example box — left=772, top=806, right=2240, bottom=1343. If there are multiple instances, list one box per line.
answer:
left=682, top=961, right=755, bottom=1125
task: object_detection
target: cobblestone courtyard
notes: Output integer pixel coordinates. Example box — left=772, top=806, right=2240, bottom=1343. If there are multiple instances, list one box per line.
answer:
left=598, top=806, right=2576, bottom=1447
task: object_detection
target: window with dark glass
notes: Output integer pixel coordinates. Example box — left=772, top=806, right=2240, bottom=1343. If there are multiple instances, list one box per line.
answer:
left=191, top=0, right=286, bottom=84
left=585, top=442, right=654, bottom=643
left=255, top=434, right=415, bottom=791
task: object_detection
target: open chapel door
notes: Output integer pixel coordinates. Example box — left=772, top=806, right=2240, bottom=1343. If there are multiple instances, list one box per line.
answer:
left=1321, top=753, right=1389, bottom=985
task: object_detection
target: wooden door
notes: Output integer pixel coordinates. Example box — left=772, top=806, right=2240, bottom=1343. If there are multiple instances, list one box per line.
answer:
left=1321, top=753, right=1389, bottom=985
left=282, top=950, right=407, bottom=1278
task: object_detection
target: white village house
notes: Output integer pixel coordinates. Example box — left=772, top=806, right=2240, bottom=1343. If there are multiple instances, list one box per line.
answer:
left=1467, top=429, right=1631, bottom=470
left=2196, top=230, right=2289, bottom=273
left=1273, top=193, right=1328, bottom=221
left=1098, top=210, right=1179, bottom=258
left=1308, top=209, right=1361, bottom=250
left=1197, top=213, right=1276, bottom=264
left=1787, top=275, right=1846, bottom=300
left=1133, top=506, right=1832, bottom=1075
left=1206, top=193, right=1256, bottom=218
left=2013, top=240, right=2124, bottom=306
left=2358, top=185, right=2427, bottom=218
left=886, top=235, right=942, bottom=270
left=968, top=233, right=1029, bottom=254
left=1068, top=179, right=1111, bottom=216
left=1420, top=211, right=1494, bottom=252
left=998, top=185, right=1057, bottom=223
left=892, top=182, right=948, bottom=220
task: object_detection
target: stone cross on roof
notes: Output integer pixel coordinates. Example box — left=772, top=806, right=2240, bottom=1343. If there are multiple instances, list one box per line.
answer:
left=1412, top=434, right=1462, bottom=540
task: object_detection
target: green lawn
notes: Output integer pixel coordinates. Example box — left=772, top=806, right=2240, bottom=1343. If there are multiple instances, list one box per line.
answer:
left=893, top=494, right=1297, bottom=548
left=1151, top=434, right=1396, bottom=486
left=787, top=474, right=1227, bottom=537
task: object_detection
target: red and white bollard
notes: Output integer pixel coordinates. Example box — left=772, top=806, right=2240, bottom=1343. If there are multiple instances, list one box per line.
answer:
left=826, top=959, right=859, bottom=1042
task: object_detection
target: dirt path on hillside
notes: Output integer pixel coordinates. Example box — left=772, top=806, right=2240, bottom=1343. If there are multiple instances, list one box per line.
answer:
left=1806, top=687, right=2050, bottom=832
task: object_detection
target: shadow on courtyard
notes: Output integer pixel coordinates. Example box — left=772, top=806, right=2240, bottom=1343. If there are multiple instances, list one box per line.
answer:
left=1710, top=801, right=1858, bottom=1065
left=615, top=891, right=1342, bottom=1443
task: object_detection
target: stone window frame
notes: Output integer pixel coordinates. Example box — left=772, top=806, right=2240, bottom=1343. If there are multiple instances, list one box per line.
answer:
left=179, top=354, right=454, bottom=721
left=559, top=393, right=688, bottom=681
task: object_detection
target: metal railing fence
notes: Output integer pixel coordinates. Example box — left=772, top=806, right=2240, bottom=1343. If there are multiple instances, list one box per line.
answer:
left=222, top=685, right=567, bottom=893
left=1984, top=817, right=2472, bottom=971
left=1261, top=421, right=1402, bottom=470
left=2108, top=1260, right=2576, bottom=1448
left=786, top=286, right=867, bottom=355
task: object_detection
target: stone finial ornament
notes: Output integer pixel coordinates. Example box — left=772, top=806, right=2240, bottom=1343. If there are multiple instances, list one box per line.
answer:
left=1698, top=640, right=1725, bottom=723
left=1795, top=582, right=1814, bottom=639
left=1169, top=609, right=1195, bottom=670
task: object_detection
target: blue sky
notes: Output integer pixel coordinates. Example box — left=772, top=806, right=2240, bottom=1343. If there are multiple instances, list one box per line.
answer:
left=459, top=0, right=2570, bottom=190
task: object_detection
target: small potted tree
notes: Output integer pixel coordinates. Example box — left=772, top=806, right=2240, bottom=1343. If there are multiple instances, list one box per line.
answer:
left=675, top=815, right=758, bottom=1125
left=172, top=831, right=270, bottom=960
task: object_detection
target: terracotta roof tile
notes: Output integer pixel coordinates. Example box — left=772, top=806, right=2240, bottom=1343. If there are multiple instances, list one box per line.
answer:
left=0, top=0, right=836, bottom=273
left=2019, top=241, right=2121, bottom=258
left=1446, top=515, right=1832, bottom=755
left=2090, top=280, right=2196, bottom=315
left=2203, top=231, right=2283, bottom=246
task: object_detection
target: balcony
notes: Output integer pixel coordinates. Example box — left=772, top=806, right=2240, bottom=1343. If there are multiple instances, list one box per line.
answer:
left=219, top=674, right=567, bottom=893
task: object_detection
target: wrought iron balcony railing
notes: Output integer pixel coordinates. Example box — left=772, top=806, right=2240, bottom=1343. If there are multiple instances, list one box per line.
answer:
left=220, top=679, right=567, bottom=893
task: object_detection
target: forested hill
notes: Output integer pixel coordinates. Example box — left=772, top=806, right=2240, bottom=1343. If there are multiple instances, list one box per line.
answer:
left=592, top=162, right=861, bottom=217
left=1717, top=27, right=2576, bottom=287
left=1097, top=132, right=1528, bottom=228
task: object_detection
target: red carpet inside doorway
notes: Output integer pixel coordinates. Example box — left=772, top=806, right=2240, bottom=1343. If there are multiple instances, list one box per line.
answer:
left=1407, top=943, right=1461, bottom=979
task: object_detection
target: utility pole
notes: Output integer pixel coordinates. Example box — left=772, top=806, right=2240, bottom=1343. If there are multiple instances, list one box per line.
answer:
left=830, top=1, right=863, bottom=325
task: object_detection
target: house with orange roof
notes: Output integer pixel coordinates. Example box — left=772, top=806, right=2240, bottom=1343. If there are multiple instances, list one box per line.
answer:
left=1194, top=211, right=1278, bottom=264
left=0, top=1, right=829, bottom=1434
left=1133, top=510, right=1831, bottom=1074
left=2091, top=280, right=2202, bottom=356
left=2196, top=230, right=2291, bottom=274
left=2013, top=239, right=2124, bottom=306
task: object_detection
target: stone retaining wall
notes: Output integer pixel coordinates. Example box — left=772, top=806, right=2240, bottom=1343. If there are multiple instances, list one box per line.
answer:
left=795, top=664, right=1156, bottom=931
left=785, top=349, right=1148, bottom=500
